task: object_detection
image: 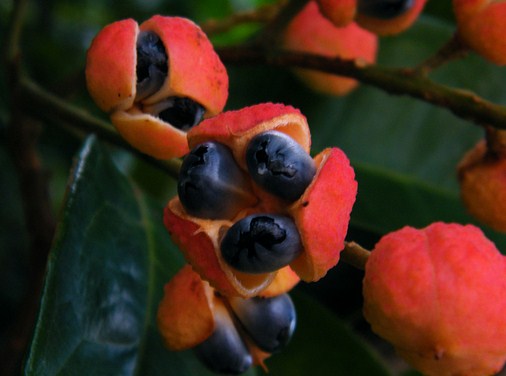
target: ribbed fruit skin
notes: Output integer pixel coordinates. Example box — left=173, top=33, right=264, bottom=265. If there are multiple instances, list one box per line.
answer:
left=363, top=222, right=506, bottom=376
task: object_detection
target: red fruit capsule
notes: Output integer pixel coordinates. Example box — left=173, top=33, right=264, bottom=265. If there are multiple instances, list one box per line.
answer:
left=164, top=103, right=357, bottom=296
left=157, top=265, right=280, bottom=371
left=86, top=15, right=228, bottom=159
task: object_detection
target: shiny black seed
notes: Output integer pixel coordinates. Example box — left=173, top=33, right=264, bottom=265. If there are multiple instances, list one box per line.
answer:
left=246, top=131, right=316, bottom=202
left=178, top=142, right=255, bottom=219
left=194, top=306, right=252, bottom=375
left=158, top=97, right=205, bottom=131
left=136, top=31, right=168, bottom=101
left=221, top=214, right=303, bottom=274
left=143, top=97, right=205, bottom=131
left=229, top=293, right=297, bottom=353
left=358, top=0, right=414, bottom=19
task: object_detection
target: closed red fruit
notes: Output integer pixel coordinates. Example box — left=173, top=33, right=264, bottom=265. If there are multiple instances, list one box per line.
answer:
left=363, top=222, right=506, bottom=376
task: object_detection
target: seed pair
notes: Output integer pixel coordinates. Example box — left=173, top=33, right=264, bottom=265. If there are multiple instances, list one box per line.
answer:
left=195, top=294, right=296, bottom=375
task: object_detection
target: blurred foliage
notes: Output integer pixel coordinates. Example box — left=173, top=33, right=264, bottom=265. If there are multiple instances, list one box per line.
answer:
left=2, top=0, right=506, bottom=375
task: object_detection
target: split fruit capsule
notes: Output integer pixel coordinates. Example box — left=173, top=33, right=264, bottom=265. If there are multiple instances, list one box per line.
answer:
left=363, top=222, right=506, bottom=376
left=453, top=0, right=506, bottom=65
left=316, top=0, right=427, bottom=35
left=86, top=15, right=228, bottom=159
left=283, top=2, right=378, bottom=96
left=164, top=103, right=357, bottom=297
left=157, top=265, right=297, bottom=374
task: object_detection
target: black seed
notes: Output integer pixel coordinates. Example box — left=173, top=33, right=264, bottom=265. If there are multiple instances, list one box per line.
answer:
left=194, top=305, right=252, bottom=375
left=178, top=142, right=255, bottom=219
left=358, top=0, right=414, bottom=19
left=246, top=131, right=316, bottom=202
left=158, top=97, right=205, bottom=131
left=143, top=97, right=205, bottom=131
left=221, top=214, right=303, bottom=274
left=229, top=293, right=297, bottom=353
left=136, top=31, right=168, bottom=101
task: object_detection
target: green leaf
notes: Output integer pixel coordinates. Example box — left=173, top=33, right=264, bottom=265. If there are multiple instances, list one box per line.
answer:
left=304, top=16, right=497, bottom=192
left=267, top=290, right=392, bottom=376
left=351, top=162, right=506, bottom=253
left=24, top=136, right=256, bottom=376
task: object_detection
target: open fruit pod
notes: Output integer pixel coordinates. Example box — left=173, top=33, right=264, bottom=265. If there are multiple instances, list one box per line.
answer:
left=158, top=265, right=299, bottom=373
left=164, top=103, right=357, bottom=297
left=86, top=15, right=228, bottom=159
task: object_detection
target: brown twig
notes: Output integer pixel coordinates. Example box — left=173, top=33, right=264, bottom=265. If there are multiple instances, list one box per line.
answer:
left=201, top=2, right=282, bottom=36
left=412, top=32, right=471, bottom=76
left=341, top=242, right=371, bottom=271
left=217, top=46, right=506, bottom=130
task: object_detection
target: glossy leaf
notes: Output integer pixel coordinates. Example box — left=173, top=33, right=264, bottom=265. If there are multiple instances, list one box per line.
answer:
left=24, top=136, right=256, bottom=376
left=351, top=162, right=506, bottom=253
left=305, top=17, right=491, bottom=192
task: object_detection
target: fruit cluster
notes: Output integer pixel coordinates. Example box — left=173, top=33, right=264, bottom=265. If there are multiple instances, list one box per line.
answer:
left=159, top=103, right=357, bottom=374
left=84, top=7, right=506, bottom=376
left=164, top=103, right=357, bottom=297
